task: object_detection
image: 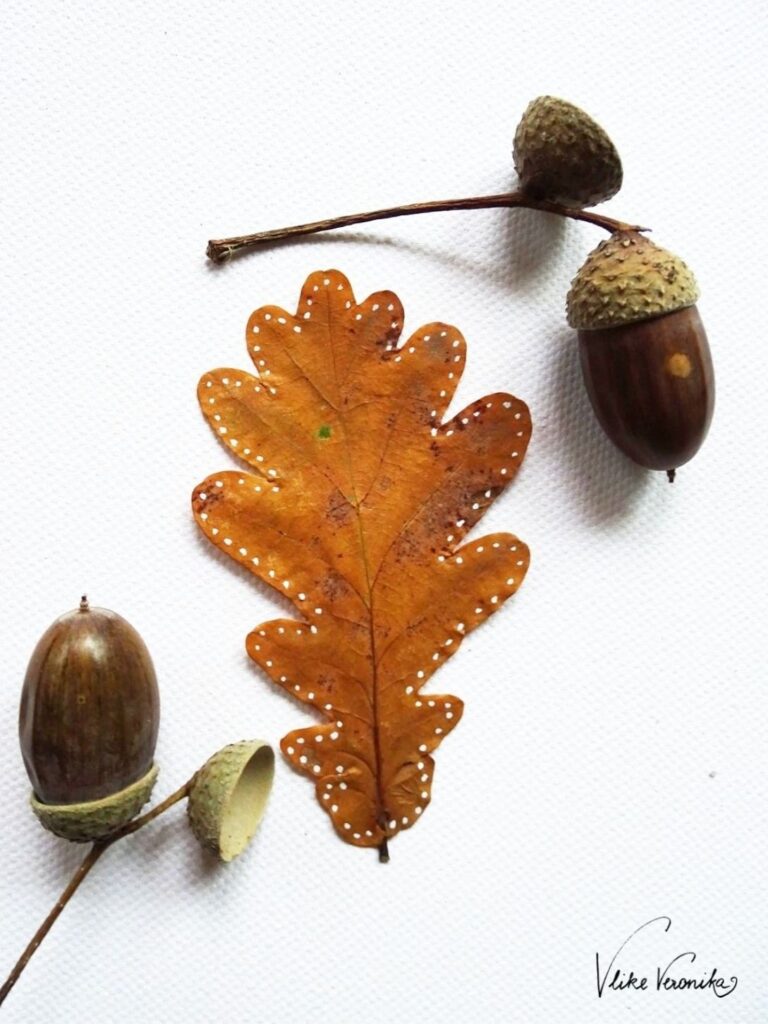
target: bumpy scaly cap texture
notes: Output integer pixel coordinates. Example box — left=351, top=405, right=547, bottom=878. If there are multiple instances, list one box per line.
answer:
left=30, top=764, right=158, bottom=842
left=567, top=231, right=700, bottom=330
left=513, top=96, right=623, bottom=208
left=187, top=740, right=274, bottom=862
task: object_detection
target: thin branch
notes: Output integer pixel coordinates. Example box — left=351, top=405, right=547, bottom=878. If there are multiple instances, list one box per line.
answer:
left=206, top=190, right=647, bottom=262
left=0, top=778, right=193, bottom=1008
left=0, top=843, right=107, bottom=1008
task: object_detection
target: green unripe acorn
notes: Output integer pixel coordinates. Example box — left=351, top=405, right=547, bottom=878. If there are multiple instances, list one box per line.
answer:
left=19, top=597, right=160, bottom=842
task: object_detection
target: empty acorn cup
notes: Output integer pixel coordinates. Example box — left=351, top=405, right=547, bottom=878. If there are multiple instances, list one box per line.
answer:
left=187, top=740, right=274, bottom=861
left=19, top=596, right=160, bottom=842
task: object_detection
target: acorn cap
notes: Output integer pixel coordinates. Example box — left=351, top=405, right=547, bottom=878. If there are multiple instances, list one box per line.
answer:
left=30, top=763, right=158, bottom=843
left=567, top=231, right=700, bottom=330
left=513, top=96, right=622, bottom=208
left=187, top=741, right=274, bottom=862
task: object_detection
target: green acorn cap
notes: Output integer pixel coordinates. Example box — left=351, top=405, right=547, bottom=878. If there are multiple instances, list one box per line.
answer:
left=30, top=763, right=158, bottom=842
left=187, top=741, right=274, bottom=861
left=513, top=96, right=623, bottom=209
left=566, top=230, right=700, bottom=330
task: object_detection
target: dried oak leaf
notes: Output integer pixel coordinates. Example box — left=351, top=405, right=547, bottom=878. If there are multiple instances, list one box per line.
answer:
left=192, top=270, right=531, bottom=857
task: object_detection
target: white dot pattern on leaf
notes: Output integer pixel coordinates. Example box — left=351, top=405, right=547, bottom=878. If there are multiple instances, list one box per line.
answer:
left=192, top=271, right=531, bottom=850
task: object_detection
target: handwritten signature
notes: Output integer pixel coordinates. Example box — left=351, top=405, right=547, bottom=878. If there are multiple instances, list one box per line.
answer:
left=596, top=916, right=737, bottom=999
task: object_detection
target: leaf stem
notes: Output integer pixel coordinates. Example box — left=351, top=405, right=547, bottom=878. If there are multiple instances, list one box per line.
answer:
left=206, top=190, right=647, bottom=262
left=0, top=778, right=193, bottom=1008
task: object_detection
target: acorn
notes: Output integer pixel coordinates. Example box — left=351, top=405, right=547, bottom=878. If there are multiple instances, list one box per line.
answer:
left=19, top=597, right=160, bottom=842
left=513, top=96, right=623, bottom=208
left=566, top=231, right=714, bottom=478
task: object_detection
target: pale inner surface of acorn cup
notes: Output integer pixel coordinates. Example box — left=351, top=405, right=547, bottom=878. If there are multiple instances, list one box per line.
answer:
left=220, top=745, right=275, bottom=861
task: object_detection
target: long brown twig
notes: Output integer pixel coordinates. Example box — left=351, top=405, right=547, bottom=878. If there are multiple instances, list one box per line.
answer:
left=206, top=190, right=647, bottom=262
left=0, top=778, right=193, bottom=1009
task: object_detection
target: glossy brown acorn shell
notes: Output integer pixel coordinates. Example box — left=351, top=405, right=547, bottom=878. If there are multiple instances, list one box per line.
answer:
left=577, top=305, right=714, bottom=472
left=19, top=603, right=160, bottom=805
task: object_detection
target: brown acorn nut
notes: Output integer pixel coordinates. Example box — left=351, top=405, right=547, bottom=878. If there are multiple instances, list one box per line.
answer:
left=513, top=96, right=623, bottom=209
left=19, top=597, right=160, bottom=841
left=566, top=231, right=714, bottom=477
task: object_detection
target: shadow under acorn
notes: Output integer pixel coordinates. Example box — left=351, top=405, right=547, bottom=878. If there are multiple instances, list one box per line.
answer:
left=549, top=325, right=650, bottom=524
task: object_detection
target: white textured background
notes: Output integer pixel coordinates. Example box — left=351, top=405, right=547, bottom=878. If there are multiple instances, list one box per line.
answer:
left=2, top=2, right=766, bottom=1021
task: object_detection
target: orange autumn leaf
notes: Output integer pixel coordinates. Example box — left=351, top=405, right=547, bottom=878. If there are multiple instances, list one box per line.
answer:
left=192, top=270, right=531, bottom=858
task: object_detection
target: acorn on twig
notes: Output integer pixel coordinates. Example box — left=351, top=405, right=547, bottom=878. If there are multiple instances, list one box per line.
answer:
left=566, top=231, right=715, bottom=479
left=513, top=95, right=623, bottom=209
left=4, top=605, right=277, bottom=1009
left=19, top=597, right=160, bottom=842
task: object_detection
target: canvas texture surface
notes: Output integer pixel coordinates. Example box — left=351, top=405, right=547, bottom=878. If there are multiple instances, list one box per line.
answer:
left=1, top=1, right=766, bottom=1021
